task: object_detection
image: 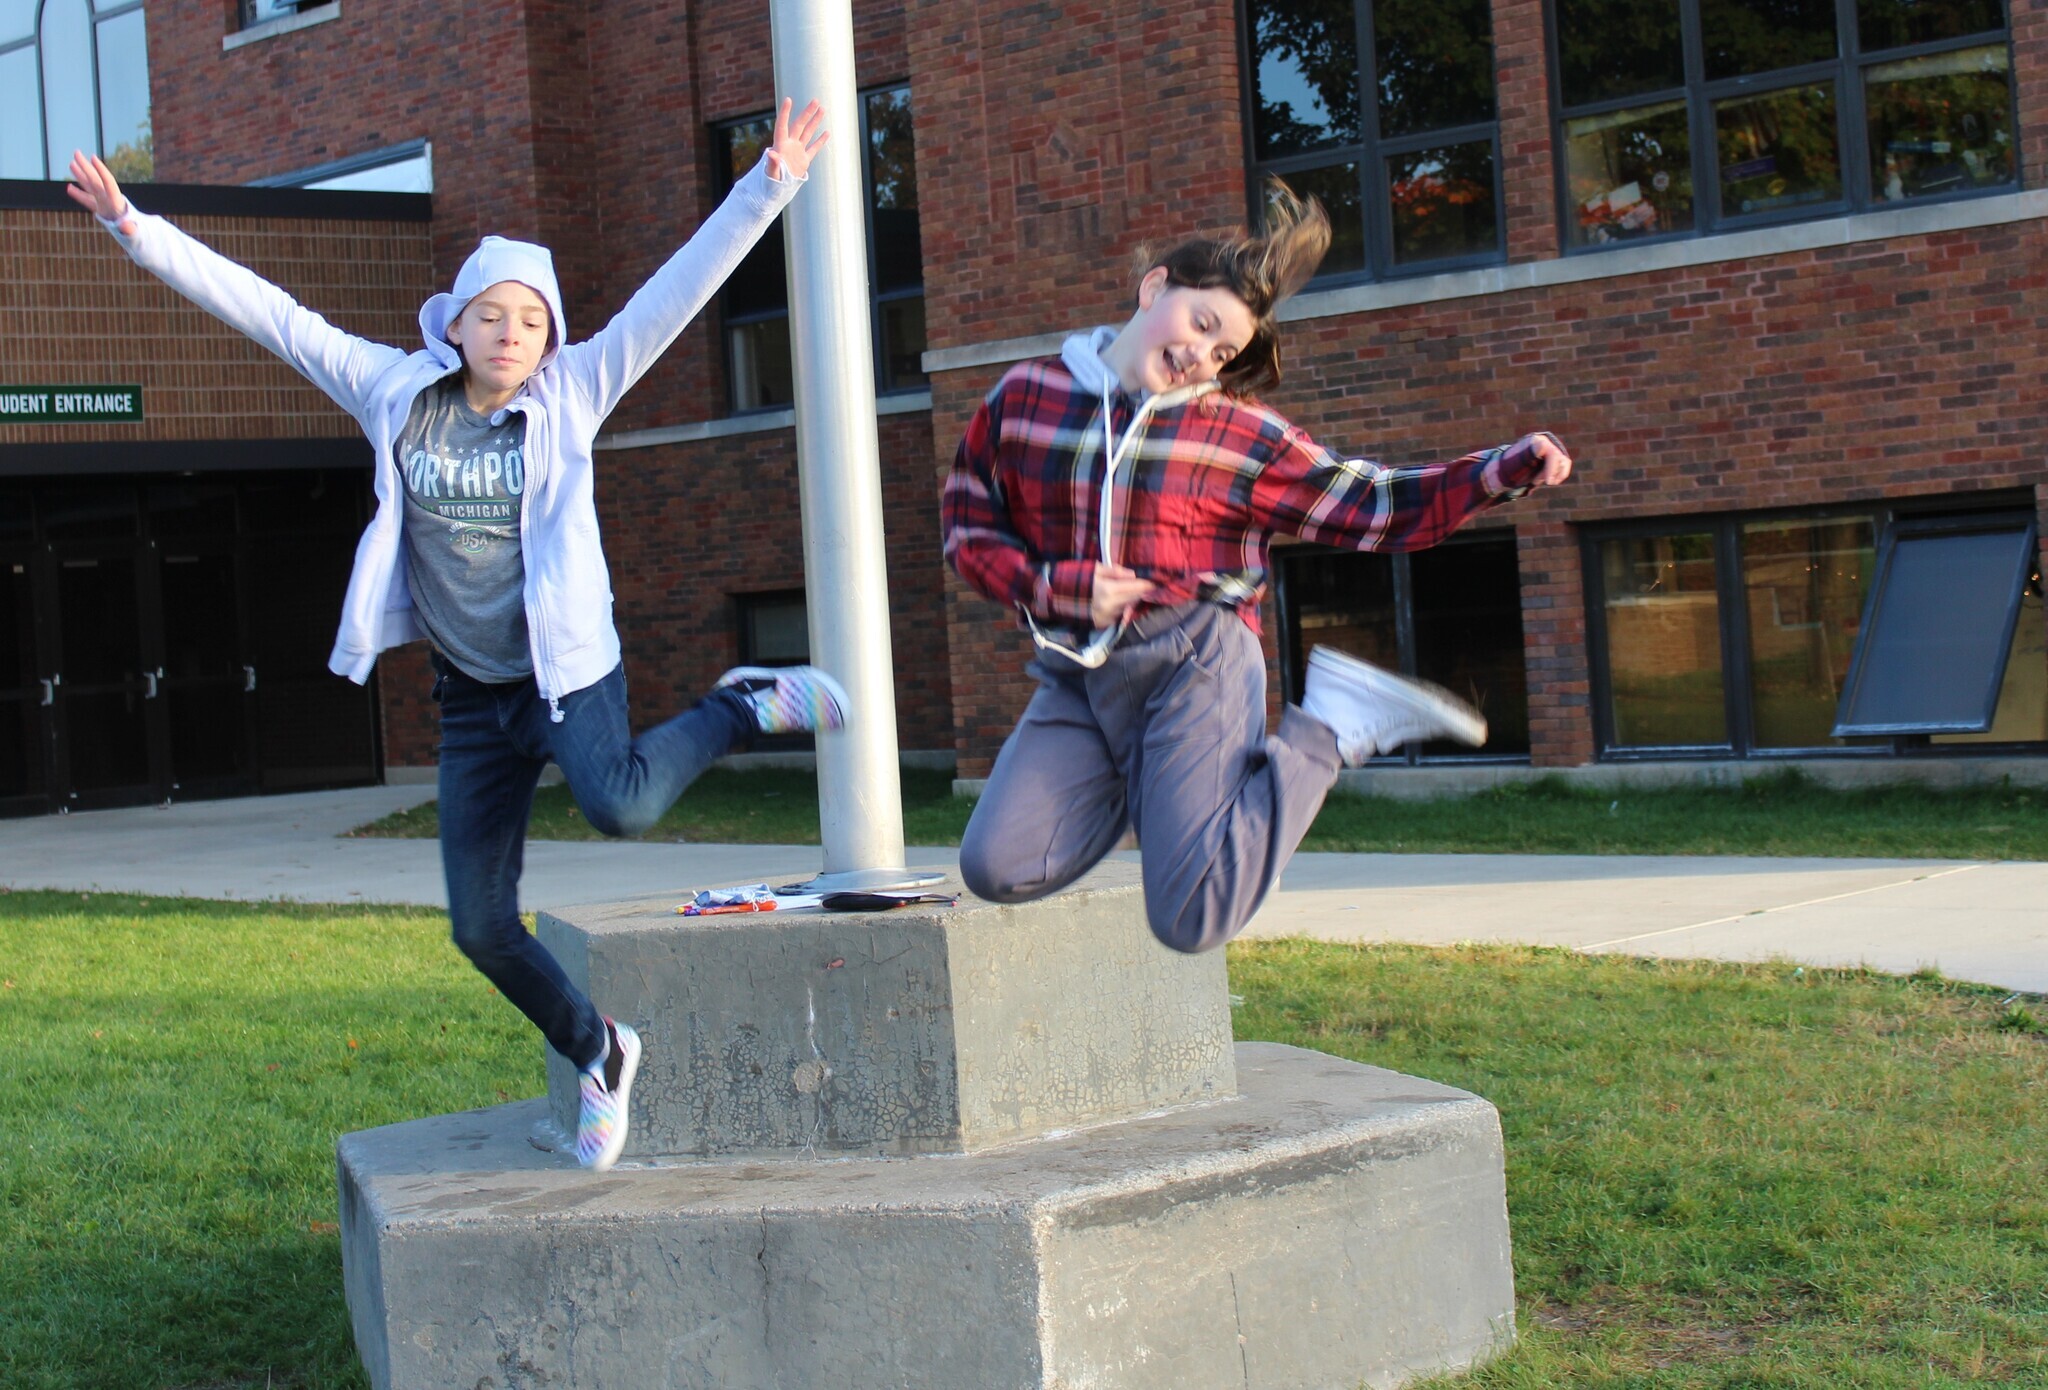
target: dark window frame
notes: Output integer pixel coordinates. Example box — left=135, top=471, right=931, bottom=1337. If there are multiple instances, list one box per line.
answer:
left=713, top=82, right=926, bottom=415
left=1546, top=0, right=2022, bottom=256
left=1582, top=493, right=2047, bottom=760
left=1236, top=0, right=1508, bottom=287
left=1275, top=528, right=1530, bottom=765
left=733, top=589, right=815, bottom=750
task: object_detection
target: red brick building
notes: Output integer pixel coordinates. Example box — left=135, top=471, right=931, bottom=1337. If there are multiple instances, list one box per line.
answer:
left=3, top=0, right=2042, bottom=816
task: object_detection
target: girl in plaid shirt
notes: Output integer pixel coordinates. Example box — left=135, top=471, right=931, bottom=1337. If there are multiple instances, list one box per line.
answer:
left=943, top=187, right=1573, bottom=953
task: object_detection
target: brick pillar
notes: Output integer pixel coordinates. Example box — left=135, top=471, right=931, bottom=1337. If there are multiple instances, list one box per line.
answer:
left=1518, top=516, right=1594, bottom=766
left=1495, top=0, right=1559, bottom=265
left=2015, top=0, right=2048, bottom=185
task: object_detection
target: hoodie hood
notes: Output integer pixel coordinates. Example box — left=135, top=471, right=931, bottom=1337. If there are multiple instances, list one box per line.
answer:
left=1060, top=326, right=1122, bottom=396
left=418, top=236, right=569, bottom=374
left=1059, top=325, right=1218, bottom=410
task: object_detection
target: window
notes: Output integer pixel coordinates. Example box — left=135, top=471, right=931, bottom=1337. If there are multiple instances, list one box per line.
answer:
left=1834, top=516, right=2038, bottom=736
left=1278, top=531, right=1529, bottom=760
left=738, top=591, right=811, bottom=669
left=735, top=591, right=813, bottom=748
left=241, top=0, right=311, bottom=24
left=1586, top=501, right=2046, bottom=757
left=1243, top=0, right=1503, bottom=280
left=1, top=0, right=151, bottom=182
left=716, top=85, right=926, bottom=413
left=1553, top=0, right=2016, bottom=250
left=249, top=141, right=434, bottom=194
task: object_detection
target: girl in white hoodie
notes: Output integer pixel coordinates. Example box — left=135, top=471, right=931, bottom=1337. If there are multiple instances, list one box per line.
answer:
left=67, top=99, right=844, bottom=1171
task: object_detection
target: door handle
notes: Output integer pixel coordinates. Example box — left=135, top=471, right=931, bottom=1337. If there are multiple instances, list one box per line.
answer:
left=39, top=678, right=53, bottom=707
left=143, top=668, right=161, bottom=699
left=243, top=665, right=257, bottom=693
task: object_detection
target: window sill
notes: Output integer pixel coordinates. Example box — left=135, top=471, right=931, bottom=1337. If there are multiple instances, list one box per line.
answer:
left=224, top=2, right=340, bottom=51
left=594, top=389, right=931, bottom=452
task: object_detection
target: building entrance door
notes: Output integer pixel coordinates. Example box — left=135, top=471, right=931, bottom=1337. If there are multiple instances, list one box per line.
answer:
left=0, top=473, right=377, bottom=817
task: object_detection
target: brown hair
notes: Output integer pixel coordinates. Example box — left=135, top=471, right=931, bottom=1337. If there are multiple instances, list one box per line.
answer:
left=1139, top=179, right=1331, bottom=397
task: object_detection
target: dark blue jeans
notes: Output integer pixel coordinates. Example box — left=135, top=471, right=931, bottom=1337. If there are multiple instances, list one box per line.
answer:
left=431, top=653, right=752, bottom=1070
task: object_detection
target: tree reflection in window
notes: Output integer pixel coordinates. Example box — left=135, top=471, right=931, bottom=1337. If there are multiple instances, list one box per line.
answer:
left=1553, top=0, right=2014, bottom=251
left=1245, top=0, right=1502, bottom=281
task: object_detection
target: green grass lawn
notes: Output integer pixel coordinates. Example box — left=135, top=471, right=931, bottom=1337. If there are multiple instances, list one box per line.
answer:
left=2, top=890, right=2043, bottom=1388
left=351, top=767, right=2048, bottom=861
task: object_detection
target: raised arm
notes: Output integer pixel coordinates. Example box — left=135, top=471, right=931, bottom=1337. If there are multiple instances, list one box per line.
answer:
left=1252, top=422, right=1572, bottom=552
left=67, top=152, right=407, bottom=420
left=555, top=99, right=828, bottom=419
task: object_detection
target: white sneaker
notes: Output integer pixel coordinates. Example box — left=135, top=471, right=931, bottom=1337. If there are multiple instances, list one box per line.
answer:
left=1299, top=646, right=1487, bottom=766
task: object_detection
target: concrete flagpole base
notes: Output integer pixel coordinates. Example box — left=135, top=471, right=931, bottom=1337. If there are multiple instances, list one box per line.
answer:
left=337, top=867, right=1516, bottom=1388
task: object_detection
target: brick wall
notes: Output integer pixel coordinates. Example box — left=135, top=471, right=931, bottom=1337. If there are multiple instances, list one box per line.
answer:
left=132, top=0, right=2048, bottom=783
left=0, top=208, right=433, bottom=444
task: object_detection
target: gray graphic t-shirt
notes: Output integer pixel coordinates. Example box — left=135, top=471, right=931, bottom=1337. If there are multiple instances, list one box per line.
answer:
left=397, top=376, right=532, bottom=682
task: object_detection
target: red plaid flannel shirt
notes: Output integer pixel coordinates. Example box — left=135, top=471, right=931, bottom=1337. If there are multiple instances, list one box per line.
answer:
left=942, top=355, right=1547, bottom=636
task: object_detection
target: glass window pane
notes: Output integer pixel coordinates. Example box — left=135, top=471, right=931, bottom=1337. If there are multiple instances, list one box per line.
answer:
left=1742, top=517, right=1875, bottom=748
left=1835, top=524, right=2035, bottom=734
left=0, top=46, right=43, bottom=179
left=1248, top=0, right=1362, bottom=159
left=1858, top=0, right=2005, bottom=53
left=1934, top=587, right=2047, bottom=744
left=730, top=318, right=794, bottom=411
left=1715, top=83, right=1841, bottom=218
left=1374, top=0, right=1495, bottom=138
left=1565, top=98, right=1694, bottom=246
left=722, top=120, right=788, bottom=319
left=306, top=151, right=433, bottom=192
left=1280, top=550, right=1399, bottom=721
left=724, top=116, right=772, bottom=182
left=742, top=594, right=810, bottom=665
left=1275, top=163, right=1366, bottom=277
left=879, top=296, right=927, bottom=392
left=1601, top=533, right=1727, bottom=747
left=1867, top=46, right=2013, bottom=203
left=866, top=87, right=922, bottom=293
left=1412, top=535, right=1529, bottom=756
left=1701, top=0, right=1837, bottom=82
left=1388, top=141, right=1496, bottom=266
left=0, top=0, right=36, bottom=42
left=94, top=6, right=148, bottom=180
left=40, top=0, right=95, bottom=175
left=40, top=483, right=135, bottom=542
left=1554, top=0, right=1684, bottom=108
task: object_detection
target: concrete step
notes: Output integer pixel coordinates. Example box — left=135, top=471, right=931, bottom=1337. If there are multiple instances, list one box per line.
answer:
left=340, top=1042, right=1515, bottom=1390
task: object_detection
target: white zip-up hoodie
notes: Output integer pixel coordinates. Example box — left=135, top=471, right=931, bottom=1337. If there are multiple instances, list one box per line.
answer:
left=100, top=157, right=802, bottom=713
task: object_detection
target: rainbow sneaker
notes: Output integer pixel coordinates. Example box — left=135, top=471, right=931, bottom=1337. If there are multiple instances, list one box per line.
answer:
left=714, top=666, right=850, bottom=736
left=575, top=1017, right=641, bottom=1171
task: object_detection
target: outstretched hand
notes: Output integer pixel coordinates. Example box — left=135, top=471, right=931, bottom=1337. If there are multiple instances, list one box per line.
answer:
left=1527, top=432, right=1573, bottom=487
left=764, top=98, right=829, bottom=182
left=66, top=151, right=135, bottom=235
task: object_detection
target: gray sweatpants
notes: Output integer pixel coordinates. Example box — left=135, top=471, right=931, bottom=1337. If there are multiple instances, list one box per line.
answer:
left=959, top=601, right=1343, bottom=953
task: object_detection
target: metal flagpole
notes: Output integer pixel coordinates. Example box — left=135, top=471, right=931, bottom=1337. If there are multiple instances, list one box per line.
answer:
left=770, top=0, right=942, bottom=892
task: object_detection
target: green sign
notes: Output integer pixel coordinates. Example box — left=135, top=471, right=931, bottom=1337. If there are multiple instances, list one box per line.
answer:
left=0, top=386, right=144, bottom=423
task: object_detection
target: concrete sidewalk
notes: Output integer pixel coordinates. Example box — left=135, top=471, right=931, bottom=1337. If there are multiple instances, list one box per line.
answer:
left=1, top=786, right=2041, bottom=994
